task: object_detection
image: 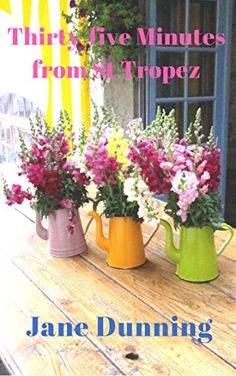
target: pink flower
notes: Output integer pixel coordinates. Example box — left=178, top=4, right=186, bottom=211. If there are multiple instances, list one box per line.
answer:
left=12, top=184, right=22, bottom=194
left=172, top=171, right=199, bottom=223
left=199, top=184, right=209, bottom=195
left=203, top=147, right=221, bottom=190
left=76, top=41, right=85, bottom=52
left=5, top=185, right=32, bottom=206
left=84, top=140, right=120, bottom=186
left=31, top=144, right=42, bottom=158
left=200, top=171, right=210, bottom=185
left=60, top=199, right=72, bottom=208
left=160, top=161, right=173, bottom=171
left=60, top=140, right=70, bottom=155
left=129, top=140, right=171, bottom=194
left=27, top=163, right=45, bottom=187
left=67, top=210, right=77, bottom=234
left=197, top=161, right=207, bottom=174
left=70, top=0, right=76, bottom=8
left=72, top=169, right=90, bottom=185
left=42, top=170, right=62, bottom=197
left=79, top=8, right=86, bottom=17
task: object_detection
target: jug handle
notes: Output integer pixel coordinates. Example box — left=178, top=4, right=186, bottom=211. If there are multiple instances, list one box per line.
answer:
left=84, top=217, right=94, bottom=236
left=144, top=222, right=160, bottom=248
left=216, top=223, right=234, bottom=257
left=35, top=212, right=48, bottom=241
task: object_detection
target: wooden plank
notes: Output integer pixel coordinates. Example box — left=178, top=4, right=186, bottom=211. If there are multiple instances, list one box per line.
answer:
left=0, top=262, right=120, bottom=376
left=79, top=210, right=236, bottom=299
left=80, top=183, right=236, bottom=263
left=5, top=210, right=236, bottom=375
left=79, top=223, right=236, bottom=368
left=4, top=202, right=236, bottom=311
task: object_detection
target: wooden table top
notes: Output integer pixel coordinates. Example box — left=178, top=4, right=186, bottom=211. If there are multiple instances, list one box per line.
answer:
left=0, top=202, right=236, bottom=376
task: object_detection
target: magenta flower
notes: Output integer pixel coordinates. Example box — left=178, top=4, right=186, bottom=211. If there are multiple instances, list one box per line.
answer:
left=69, top=0, right=76, bottom=8
left=60, top=140, right=70, bottom=155
left=5, top=184, right=32, bottom=206
left=202, top=147, right=221, bottom=190
left=76, top=41, right=85, bottom=52
left=84, top=138, right=120, bottom=186
left=79, top=8, right=86, bottom=17
left=129, top=140, right=171, bottom=194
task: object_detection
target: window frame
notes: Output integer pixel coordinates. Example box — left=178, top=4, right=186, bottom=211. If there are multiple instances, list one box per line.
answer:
left=146, top=0, right=233, bottom=208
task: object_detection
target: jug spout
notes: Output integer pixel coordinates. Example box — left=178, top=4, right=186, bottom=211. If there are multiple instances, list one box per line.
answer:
left=88, top=211, right=109, bottom=252
left=160, top=219, right=180, bottom=264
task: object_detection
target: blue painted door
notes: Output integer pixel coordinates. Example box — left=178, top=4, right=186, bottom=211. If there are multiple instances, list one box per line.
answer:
left=146, top=0, right=233, bottom=209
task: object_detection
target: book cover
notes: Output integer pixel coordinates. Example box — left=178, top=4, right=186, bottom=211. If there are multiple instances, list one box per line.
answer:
left=0, top=1, right=235, bottom=375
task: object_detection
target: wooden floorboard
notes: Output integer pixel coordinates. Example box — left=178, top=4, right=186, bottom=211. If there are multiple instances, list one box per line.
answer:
left=1, top=204, right=236, bottom=375
left=0, top=262, right=120, bottom=376
left=1, top=209, right=233, bottom=375
left=81, top=223, right=236, bottom=368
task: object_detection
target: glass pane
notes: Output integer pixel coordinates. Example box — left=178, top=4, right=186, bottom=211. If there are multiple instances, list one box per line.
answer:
left=190, top=1, right=217, bottom=36
left=12, top=97, right=19, bottom=116
left=156, top=52, right=185, bottom=97
left=6, top=129, right=11, bottom=145
left=0, top=122, right=5, bottom=141
left=0, top=95, right=9, bottom=114
left=187, top=101, right=214, bottom=141
left=18, top=98, right=25, bottom=117
left=156, top=0, right=185, bottom=33
left=156, top=102, right=184, bottom=137
left=25, top=100, right=33, bottom=117
left=188, top=52, right=215, bottom=97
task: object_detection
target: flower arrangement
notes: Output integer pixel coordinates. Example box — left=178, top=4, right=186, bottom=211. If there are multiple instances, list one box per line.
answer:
left=129, top=107, right=223, bottom=229
left=3, top=111, right=90, bottom=233
left=164, top=111, right=222, bottom=228
left=63, top=0, right=143, bottom=73
left=3, top=103, right=223, bottom=232
left=80, top=106, right=159, bottom=225
left=128, top=109, right=178, bottom=195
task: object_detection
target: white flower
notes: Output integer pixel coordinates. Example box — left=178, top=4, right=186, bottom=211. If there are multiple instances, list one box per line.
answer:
left=152, top=198, right=159, bottom=210
left=138, top=206, right=145, bottom=218
left=124, top=173, right=159, bottom=225
left=137, top=179, right=148, bottom=193
left=124, top=177, right=137, bottom=201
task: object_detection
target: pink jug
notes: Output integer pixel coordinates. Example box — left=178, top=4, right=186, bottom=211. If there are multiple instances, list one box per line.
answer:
left=36, top=208, right=92, bottom=257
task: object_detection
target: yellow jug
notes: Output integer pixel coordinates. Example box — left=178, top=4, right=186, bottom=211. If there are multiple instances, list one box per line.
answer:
left=89, top=211, right=159, bottom=269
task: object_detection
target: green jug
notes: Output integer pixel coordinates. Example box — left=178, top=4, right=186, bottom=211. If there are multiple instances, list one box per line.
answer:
left=160, top=219, right=234, bottom=282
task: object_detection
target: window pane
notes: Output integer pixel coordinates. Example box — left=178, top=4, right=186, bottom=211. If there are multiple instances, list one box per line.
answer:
left=156, top=52, right=185, bottom=97
left=18, top=98, right=25, bottom=117
left=25, top=100, right=33, bottom=118
left=6, top=128, right=11, bottom=145
left=12, top=97, right=19, bottom=116
left=156, top=0, right=185, bottom=33
left=190, top=1, right=217, bottom=35
left=156, top=102, right=184, bottom=137
left=0, top=95, right=9, bottom=114
left=187, top=101, right=214, bottom=141
left=0, top=122, right=5, bottom=141
left=188, top=52, right=215, bottom=97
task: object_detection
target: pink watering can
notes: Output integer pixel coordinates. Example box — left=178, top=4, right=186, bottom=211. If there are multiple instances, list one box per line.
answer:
left=36, top=208, right=92, bottom=257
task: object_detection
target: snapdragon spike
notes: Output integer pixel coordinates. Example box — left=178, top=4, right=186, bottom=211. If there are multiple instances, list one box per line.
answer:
left=3, top=110, right=90, bottom=232
left=5, top=184, right=32, bottom=206
left=129, top=140, right=171, bottom=195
